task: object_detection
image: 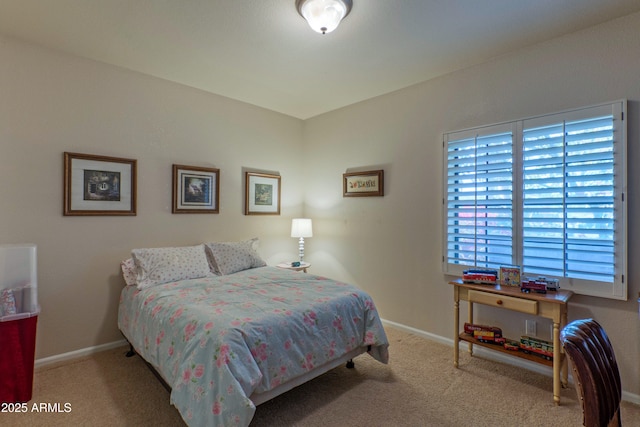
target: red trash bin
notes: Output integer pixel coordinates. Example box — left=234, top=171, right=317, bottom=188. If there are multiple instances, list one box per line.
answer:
left=0, top=312, right=38, bottom=403
left=0, top=244, right=38, bottom=403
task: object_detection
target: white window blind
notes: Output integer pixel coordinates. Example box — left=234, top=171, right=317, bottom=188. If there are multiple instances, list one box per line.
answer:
left=443, top=101, right=627, bottom=299
left=444, top=124, right=515, bottom=270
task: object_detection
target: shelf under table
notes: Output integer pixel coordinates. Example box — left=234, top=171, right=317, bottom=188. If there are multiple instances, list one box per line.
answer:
left=458, top=333, right=555, bottom=368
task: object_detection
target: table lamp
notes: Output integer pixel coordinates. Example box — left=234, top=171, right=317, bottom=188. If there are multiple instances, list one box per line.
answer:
left=291, top=218, right=313, bottom=262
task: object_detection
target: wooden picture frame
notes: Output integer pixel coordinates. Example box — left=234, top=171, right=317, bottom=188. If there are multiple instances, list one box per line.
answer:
left=172, top=164, right=220, bottom=214
left=245, top=172, right=281, bottom=215
left=63, top=152, right=137, bottom=216
left=343, top=170, right=384, bottom=197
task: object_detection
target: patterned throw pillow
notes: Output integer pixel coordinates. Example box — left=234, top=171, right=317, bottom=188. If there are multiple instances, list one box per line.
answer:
left=205, top=238, right=267, bottom=275
left=132, top=244, right=212, bottom=289
left=120, top=258, right=138, bottom=286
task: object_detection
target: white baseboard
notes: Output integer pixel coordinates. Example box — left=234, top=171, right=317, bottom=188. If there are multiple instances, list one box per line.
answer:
left=35, top=339, right=127, bottom=368
left=381, top=318, right=640, bottom=406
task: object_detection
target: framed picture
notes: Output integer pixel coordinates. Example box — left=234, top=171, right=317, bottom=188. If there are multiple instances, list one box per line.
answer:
left=245, top=172, right=281, bottom=215
left=172, top=164, right=220, bottom=214
left=343, top=170, right=384, bottom=197
left=63, top=152, right=137, bottom=216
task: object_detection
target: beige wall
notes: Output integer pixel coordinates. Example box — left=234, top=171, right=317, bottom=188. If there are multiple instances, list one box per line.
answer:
left=1, top=11, right=640, bottom=400
left=0, top=36, right=305, bottom=358
left=302, top=12, right=640, bottom=398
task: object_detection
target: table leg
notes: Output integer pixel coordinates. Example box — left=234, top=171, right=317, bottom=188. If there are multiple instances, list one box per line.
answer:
left=454, top=292, right=459, bottom=368
left=553, top=321, right=561, bottom=405
left=467, top=301, right=474, bottom=355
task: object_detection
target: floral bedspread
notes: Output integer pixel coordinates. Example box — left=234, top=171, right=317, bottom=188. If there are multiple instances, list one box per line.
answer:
left=118, top=266, right=389, bottom=427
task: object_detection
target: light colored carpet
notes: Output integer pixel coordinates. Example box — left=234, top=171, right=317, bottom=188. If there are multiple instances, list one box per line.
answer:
left=2, top=327, right=639, bottom=426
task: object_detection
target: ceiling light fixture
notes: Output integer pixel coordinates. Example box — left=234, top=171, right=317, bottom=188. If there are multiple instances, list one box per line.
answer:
left=295, top=0, right=352, bottom=35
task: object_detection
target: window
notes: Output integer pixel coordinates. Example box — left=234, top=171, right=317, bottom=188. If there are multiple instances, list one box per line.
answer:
left=443, top=101, right=627, bottom=299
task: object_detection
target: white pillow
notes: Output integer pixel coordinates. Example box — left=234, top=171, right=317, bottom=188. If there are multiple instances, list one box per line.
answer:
left=132, top=244, right=212, bottom=289
left=205, top=238, right=266, bottom=275
left=120, top=258, right=137, bottom=286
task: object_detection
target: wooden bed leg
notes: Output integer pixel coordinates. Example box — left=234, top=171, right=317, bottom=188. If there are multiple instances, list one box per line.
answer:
left=125, top=343, right=136, bottom=357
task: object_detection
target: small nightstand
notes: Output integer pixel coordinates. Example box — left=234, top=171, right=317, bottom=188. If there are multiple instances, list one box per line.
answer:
left=276, top=262, right=311, bottom=273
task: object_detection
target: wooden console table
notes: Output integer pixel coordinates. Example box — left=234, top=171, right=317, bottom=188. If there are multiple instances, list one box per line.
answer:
left=449, top=279, right=573, bottom=405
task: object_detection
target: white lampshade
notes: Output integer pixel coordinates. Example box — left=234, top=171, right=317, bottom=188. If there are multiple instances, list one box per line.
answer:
left=291, top=218, right=313, bottom=238
left=296, top=0, right=352, bottom=35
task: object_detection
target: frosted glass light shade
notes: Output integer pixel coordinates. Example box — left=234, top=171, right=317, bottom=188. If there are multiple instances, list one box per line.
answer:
left=291, top=218, right=313, bottom=238
left=296, top=0, right=352, bottom=34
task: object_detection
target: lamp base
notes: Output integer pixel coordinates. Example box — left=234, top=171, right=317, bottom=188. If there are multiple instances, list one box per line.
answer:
left=298, top=237, right=305, bottom=263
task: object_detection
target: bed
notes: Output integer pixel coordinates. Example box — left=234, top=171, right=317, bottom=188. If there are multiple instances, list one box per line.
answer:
left=117, top=242, right=389, bottom=427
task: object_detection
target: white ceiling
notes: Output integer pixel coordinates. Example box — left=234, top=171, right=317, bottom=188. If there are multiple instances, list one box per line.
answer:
left=2, top=0, right=640, bottom=119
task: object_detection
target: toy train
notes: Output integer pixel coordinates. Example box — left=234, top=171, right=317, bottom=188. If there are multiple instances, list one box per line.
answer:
left=463, top=322, right=505, bottom=344
left=537, top=277, right=560, bottom=291
left=463, top=323, right=554, bottom=360
left=520, top=276, right=560, bottom=294
left=503, top=339, right=520, bottom=351
left=462, top=269, right=498, bottom=285
left=520, top=280, right=547, bottom=294
left=519, top=335, right=554, bottom=360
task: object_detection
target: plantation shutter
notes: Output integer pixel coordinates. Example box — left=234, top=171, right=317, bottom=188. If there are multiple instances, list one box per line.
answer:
left=522, top=107, right=617, bottom=283
left=444, top=125, right=514, bottom=272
